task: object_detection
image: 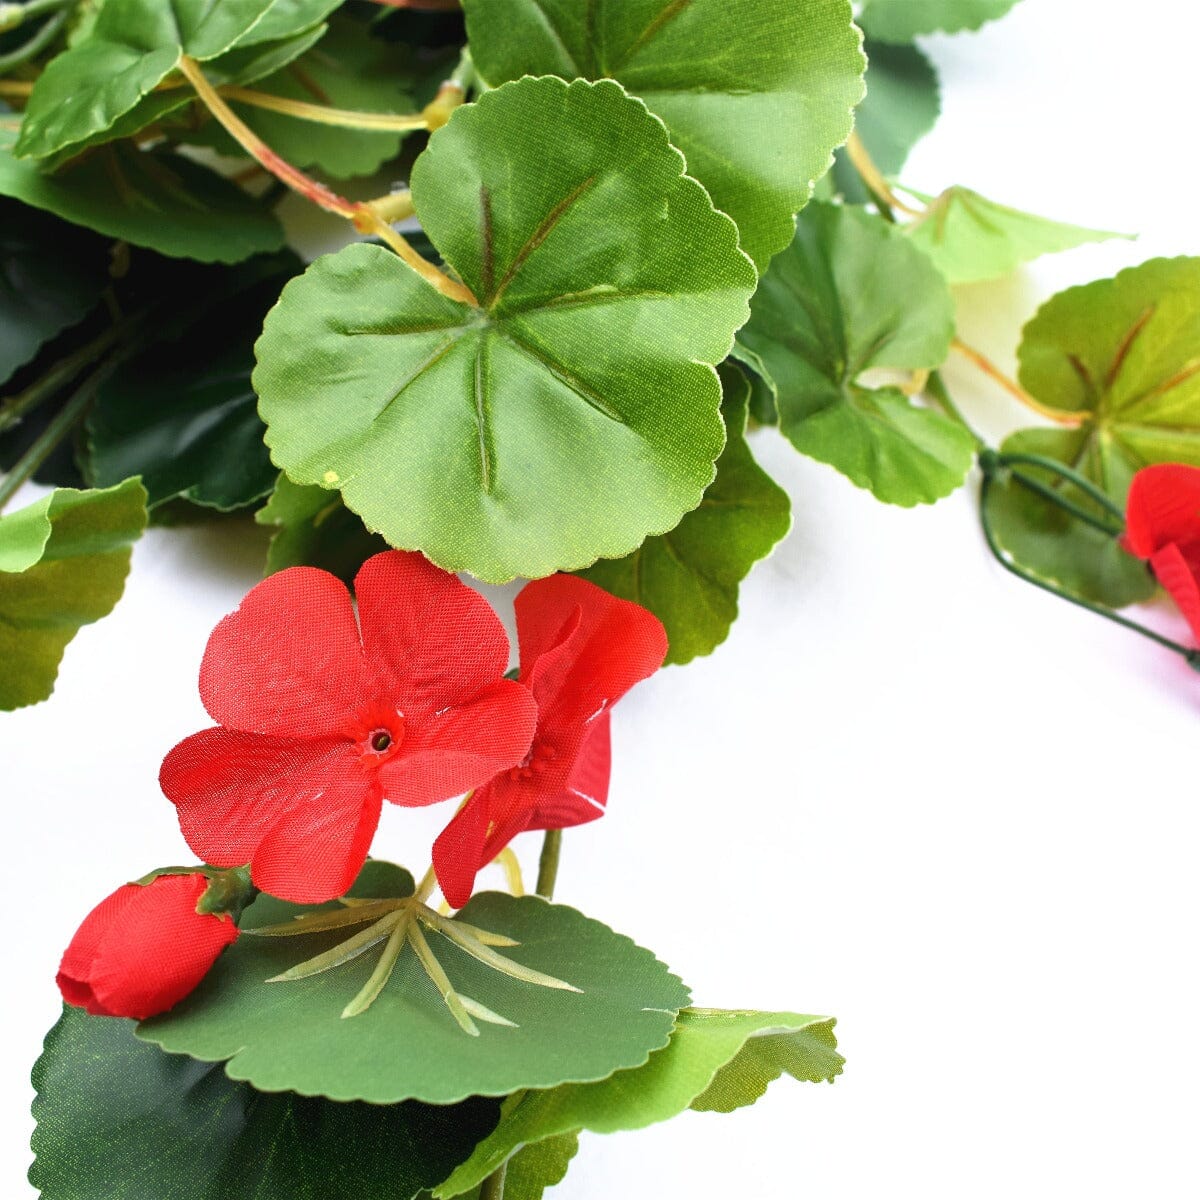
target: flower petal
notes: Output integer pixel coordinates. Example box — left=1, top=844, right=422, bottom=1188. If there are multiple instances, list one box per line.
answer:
left=355, top=550, right=512, bottom=717
left=160, top=729, right=378, bottom=904
left=526, top=713, right=612, bottom=832
left=1151, top=543, right=1200, bottom=641
left=1124, top=464, right=1200, bottom=558
left=431, top=791, right=495, bottom=911
left=200, top=566, right=365, bottom=738
left=378, top=677, right=537, bottom=807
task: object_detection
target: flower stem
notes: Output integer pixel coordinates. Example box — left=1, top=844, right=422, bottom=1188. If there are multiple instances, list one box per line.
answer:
left=536, top=829, right=562, bottom=901
left=952, top=338, right=1087, bottom=427
left=991, top=451, right=1127, bottom=526
left=926, top=370, right=984, bottom=448
left=979, top=471, right=1200, bottom=669
left=1006, top=467, right=1125, bottom=536
left=843, top=131, right=920, bottom=220
left=217, top=86, right=429, bottom=132
left=480, top=1163, right=507, bottom=1200
left=0, top=2, right=71, bottom=72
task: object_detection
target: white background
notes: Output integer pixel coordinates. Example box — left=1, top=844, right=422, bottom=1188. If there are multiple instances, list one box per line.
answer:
left=5, top=2, right=1200, bottom=1196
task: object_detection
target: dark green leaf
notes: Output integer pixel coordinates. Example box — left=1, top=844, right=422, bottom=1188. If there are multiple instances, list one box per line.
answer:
left=578, top=366, right=791, bottom=664
left=254, top=76, right=756, bottom=582
left=139, top=863, right=691, bottom=1105
left=462, top=0, right=865, bottom=270
left=832, top=40, right=940, bottom=205
left=0, top=478, right=147, bottom=709
left=859, top=0, right=1022, bottom=42
left=738, top=201, right=972, bottom=505
left=0, top=198, right=110, bottom=386
left=255, top=473, right=389, bottom=582
left=30, top=1005, right=501, bottom=1200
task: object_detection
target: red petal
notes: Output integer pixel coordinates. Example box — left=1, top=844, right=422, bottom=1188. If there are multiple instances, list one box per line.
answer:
left=521, top=715, right=612, bottom=834
left=378, top=678, right=537, bottom=807
left=58, top=876, right=238, bottom=1019
left=160, top=729, right=378, bottom=904
left=1151, top=543, right=1200, bottom=642
left=432, top=792, right=494, bottom=910
left=1124, top=464, right=1200, bottom=558
left=515, top=575, right=667, bottom=732
left=355, top=551, right=512, bottom=718
left=200, top=566, right=365, bottom=738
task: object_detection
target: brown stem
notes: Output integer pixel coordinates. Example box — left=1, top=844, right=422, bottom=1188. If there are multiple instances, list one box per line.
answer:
left=952, top=338, right=1087, bottom=427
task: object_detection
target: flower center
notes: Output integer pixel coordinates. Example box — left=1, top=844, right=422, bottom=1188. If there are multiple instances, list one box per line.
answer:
left=508, top=740, right=558, bottom=782
left=355, top=706, right=406, bottom=765
left=370, top=730, right=392, bottom=752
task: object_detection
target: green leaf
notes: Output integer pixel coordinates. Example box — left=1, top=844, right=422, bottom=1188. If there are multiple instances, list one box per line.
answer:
left=256, top=473, right=389, bottom=583
left=738, top=201, right=972, bottom=505
left=832, top=40, right=940, bottom=205
left=444, top=1134, right=580, bottom=1200
left=254, top=76, right=756, bottom=582
left=462, top=0, right=865, bottom=270
left=859, top=0, right=1022, bottom=42
left=0, top=478, right=147, bottom=710
left=14, top=0, right=285, bottom=161
left=138, top=861, right=691, bottom=1105
left=578, top=366, right=791, bottom=665
left=30, top=1005, right=501, bottom=1200
left=0, top=198, right=111, bottom=386
left=902, top=185, right=1132, bottom=284
left=0, top=132, right=284, bottom=263
left=197, top=16, right=418, bottom=178
left=230, top=0, right=341, bottom=46
left=988, top=256, right=1200, bottom=606
left=435, top=1008, right=842, bottom=1198
left=86, top=256, right=297, bottom=510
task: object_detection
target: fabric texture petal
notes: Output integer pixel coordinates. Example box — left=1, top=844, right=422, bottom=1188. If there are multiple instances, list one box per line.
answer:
left=199, top=566, right=365, bottom=738
left=1124, top=464, right=1200, bottom=558
left=431, top=791, right=494, bottom=911
left=160, top=728, right=379, bottom=904
left=1151, top=543, right=1200, bottom=641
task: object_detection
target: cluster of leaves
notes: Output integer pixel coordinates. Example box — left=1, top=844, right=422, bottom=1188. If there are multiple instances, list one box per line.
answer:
left=4, top=0, right=1198, bottom=1195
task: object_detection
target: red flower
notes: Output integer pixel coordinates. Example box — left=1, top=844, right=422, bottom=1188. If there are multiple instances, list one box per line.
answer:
left=160, top=551, right=537, bottom=904
left=57, top=874, right=238, bottom=1019
left=1124, top=464, right=1200, bottom=639
left=433, top=576, right=667, bottom=908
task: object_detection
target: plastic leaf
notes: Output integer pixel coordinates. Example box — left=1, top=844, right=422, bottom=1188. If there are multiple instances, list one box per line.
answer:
left=859, top=0, right=1022, bottom=42
left=137, top=862, right=691, bottom=1104
left=738, top=201, right=972, bottom=505
left=435, top=1008, right=842, bottom=1198
left=578, top=366, right=791, bottom=665
left=0, top=199, right=111, bottom=386
left=0, top=478, right=147, bottom=710
left=254, top=76, right=756, bottom=582
left=443, top=1134, right=580, bottom=1200
left=462, top=0, right=864, bottom=271
left=29, top=1005, right=501, bottom=1200
left=902, top=185, right=1131, bottom=284
left=989, top=257, right=1200, bottom=606
left=831, top=40, right=940, bottom=205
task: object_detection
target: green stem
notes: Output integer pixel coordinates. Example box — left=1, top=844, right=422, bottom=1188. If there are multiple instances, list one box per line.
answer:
left=480, top=1162, right=507, bottom=1200
left=926, top=370, right=984, bottom=448
left=0, top=2, right=72, bottom=72
left=1008, top=467, right=1124, bottom=537
left=991, top=451, right=1127, bottom=524
left=979, top=472, right=1200, bottom=669
left=536, top=829, right=562, bottom=901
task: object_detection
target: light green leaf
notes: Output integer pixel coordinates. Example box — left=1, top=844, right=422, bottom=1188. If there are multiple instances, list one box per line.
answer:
left=0, top=130, right=284, bottom=263
left=14, top=0, right=284, bottom=161
left=738, top=201, right=972, bottom=505
left=0, top=198, right=110, bottom=386
left=138, top=861, right=691, bottom=1105
left=989, top=256, right=1200, bottom=605
left=256, top=474, right=389, bottom=583
left=254, top=76, right=756, bottom=582
left=859, top=0, right=1022, bottom=42
left=462, top=0, right=865, bottom=270
left=832, top=40, right=940, bottom=205
left=30, top=1005, right=502, bottom=1200
left=444, top=1134, right=580, bottom=1200
left=578, top=366, right=791, bottom=665
left=436, top=1008, right=842, bottom=1198
left=0, top=478, right=147, bottom=710
left=902, top=185, right=1131, bottom=284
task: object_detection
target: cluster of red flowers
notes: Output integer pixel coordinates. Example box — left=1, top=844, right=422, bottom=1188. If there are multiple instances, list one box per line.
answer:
left=58, top=552, right=666, bottom=1018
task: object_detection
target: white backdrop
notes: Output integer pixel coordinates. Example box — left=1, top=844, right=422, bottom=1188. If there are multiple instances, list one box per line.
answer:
left=5, top=2, right=1200, bottom=1196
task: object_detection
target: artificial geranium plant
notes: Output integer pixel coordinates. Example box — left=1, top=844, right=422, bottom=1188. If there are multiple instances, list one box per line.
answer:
left=2, top=0, right=1198, bottom=1196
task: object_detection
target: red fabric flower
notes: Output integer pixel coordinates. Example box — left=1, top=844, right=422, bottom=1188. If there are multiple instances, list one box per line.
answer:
left=1124, top=464, right=1200, bottom=639
left=433, top=576, right=667, bottom=908
left=57, top=874, right=238, bottom=1020
left=160, top=551, right=537, bottom=904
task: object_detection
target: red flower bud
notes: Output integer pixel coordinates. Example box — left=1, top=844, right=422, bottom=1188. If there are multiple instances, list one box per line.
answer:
left=57, top=874, right=239, bottom=1020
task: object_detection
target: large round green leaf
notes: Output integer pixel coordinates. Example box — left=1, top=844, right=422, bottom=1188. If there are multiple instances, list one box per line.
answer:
left=738, top=201, right=972, bottom=506
left=254, top=76, right=756, bottom=582
left=30, top=1006, right=501, bottom=1200
left=462, top=0, right=864, bottom=271
left=988, top=257, right=1200, bottom=606
left=578, top=365, right=792, bottom=665
left=859, top=0, right=1022, bottom=43
left=138, top=862, right=691, bottom=1105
